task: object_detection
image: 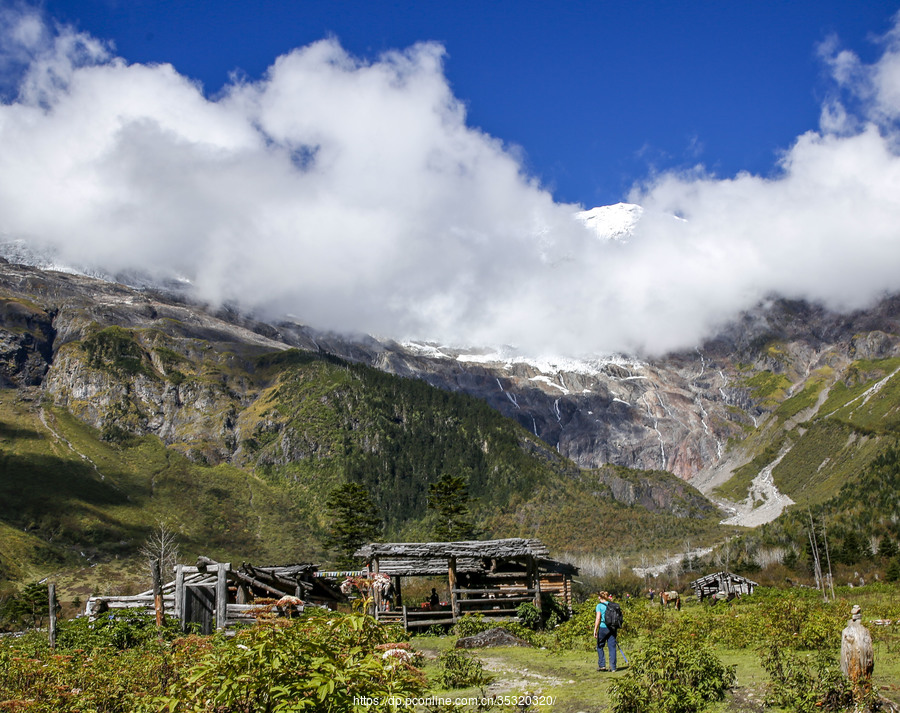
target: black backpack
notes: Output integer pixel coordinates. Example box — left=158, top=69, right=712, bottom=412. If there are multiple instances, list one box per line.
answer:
left=604, top=601, right=624, bottom=631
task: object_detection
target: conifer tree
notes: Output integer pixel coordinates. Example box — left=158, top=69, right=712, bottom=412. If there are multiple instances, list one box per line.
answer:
left=427, top=473, right=476, bottom=541
left=324, top=483, right=383, bottom=568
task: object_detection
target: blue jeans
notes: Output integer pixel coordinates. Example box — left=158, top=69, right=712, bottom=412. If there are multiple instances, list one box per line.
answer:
left=596, top=626, right=617, bottom=670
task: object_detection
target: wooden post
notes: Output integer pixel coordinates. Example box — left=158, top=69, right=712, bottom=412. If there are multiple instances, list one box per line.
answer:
left=174, top=564, right=185, bottom=630
left=152, top=559, right=165, bottom=628
left=529, top=556, right=542, bottom=610
left=48, top=583, right=57, bottom=650
left=449, top=556, right=459, bottom=620
left=371, top=558, right=381, bottom=616
left=215, top=563, right=228, bottom=631
left=393, top=575, right=403, bottom=609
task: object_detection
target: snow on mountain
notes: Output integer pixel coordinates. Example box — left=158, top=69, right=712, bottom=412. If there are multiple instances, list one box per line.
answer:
left=399, top=340, right=646, bottom=377
left=0, top=238, right=194, bottom=291
left=0, top=239, right=86, bottom=276
left=575, top=202, right=643, bottom=242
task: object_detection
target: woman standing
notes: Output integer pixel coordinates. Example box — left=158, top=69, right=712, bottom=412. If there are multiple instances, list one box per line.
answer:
left=592, top=591, right=617, bottom=672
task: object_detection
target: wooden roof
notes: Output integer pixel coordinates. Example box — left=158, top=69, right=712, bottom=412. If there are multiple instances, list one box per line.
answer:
left=356, top=538, right=550, bottom=560
left=689, top=571, right=759, bottom=588
left=354, top=538, right=576, bottom=578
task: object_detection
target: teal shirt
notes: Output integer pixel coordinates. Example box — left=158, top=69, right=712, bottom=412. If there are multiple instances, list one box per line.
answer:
left=596, top=601, right=608, bottom=627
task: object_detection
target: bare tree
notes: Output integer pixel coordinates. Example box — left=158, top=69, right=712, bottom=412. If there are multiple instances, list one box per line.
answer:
left=139, top=521, right=180, bottom=576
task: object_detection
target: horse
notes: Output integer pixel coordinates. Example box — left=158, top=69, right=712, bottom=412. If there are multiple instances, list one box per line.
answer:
left=660, top=590, right=681, bottom=610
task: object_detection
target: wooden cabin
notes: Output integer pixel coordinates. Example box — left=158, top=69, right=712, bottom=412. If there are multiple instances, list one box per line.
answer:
left=354, top=538, right=578, bottom=630
left=85, top=557, right=346, bottom=633
left=689, top=571, right=758, bottom=601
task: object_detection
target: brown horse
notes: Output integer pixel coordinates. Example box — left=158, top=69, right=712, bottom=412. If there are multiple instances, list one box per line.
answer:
left=660, top=590, right=681, bottom=610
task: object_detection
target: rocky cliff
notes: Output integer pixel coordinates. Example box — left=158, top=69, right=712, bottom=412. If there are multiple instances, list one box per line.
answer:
left=368, top=298, right=900, bottom=492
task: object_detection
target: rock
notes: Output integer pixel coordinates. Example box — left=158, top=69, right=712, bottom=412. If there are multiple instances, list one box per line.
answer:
left=455, top=627, right=532, bottom=649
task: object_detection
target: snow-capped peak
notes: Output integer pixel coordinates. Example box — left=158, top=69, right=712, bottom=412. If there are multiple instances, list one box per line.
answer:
left=575, top=202, right=643, bottom=242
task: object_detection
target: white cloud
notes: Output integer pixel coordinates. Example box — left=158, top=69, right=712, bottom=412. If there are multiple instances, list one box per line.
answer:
left=1, top=9, right=900, bottom=358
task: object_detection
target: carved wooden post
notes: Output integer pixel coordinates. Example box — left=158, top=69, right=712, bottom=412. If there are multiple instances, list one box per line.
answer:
left=48, top=583, right=57, bottom=650
left=841, top=605, right=874, bottom=704
left=449, top=556, right=459, bottom=620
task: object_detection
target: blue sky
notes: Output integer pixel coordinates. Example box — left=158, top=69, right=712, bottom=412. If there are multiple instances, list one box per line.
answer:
left=3, top=1, right=900, bottom=356
left=40, top=0, right=900, bottom=207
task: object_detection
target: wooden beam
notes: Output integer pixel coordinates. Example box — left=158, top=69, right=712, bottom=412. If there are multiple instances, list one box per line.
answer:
left=450, top=588, right=535, bottom=595
left=455, top=596, right=534, bottom=605
left=232, top=569, right=290, bottom=599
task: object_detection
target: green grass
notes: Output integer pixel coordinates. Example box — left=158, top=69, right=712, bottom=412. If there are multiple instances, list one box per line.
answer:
left=0, top=387, right=321, bottom=603
left=409, top=585, right=900, bottom=712
left=774, top=369, right=830, bottom=422
left=817, top=358, right=900, bottom=422
left=770, top=420, right=887, bottom=505
left=744, top=371, right=792, bottom=407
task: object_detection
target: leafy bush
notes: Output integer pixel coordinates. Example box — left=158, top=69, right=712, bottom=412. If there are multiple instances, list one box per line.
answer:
left=59, top=612, right=183, bottom=650
left=759, top=645, right=855, bottom=712
left=0, top=609, right=425, bottom=712
left=546, top=598, right=599, bottom=651
left=159, top=610, right=425, bottom=711
left=0, top=631, right=174, bottom=712
left=433, top=649, right=493, bottom=689
left=452, top=613, right=491, bottom=638
left=759, top=590, right=844, bottom=651
left=516, top=602, right=542, bottom=630
left=609, top=624, right=736, bottom=713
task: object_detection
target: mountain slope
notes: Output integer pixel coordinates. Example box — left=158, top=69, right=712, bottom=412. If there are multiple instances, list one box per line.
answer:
left=0, top=260, right=726, bottom=589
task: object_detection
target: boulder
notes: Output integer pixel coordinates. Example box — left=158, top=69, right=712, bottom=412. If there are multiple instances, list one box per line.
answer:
left=455, top=627, right=531, bottom=649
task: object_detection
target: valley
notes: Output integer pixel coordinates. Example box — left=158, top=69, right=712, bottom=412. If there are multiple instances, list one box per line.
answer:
left=2, top=255, right=900, bottom=600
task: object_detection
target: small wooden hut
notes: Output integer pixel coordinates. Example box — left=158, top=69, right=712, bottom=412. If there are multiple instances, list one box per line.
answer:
left=689, top=571, right=758, bottom=601
left=354, top=538, right=578, bottom=630
left=85, top=557, right=346, bottom=634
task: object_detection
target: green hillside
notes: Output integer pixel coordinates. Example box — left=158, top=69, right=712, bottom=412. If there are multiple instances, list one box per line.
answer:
left=713, top=354, right=900, bottom=570
left=1, top=338, right=727, bottom=601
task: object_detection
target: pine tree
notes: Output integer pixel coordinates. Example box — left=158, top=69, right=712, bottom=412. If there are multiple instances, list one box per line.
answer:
left=886, top=556, right=900, bottom=583
left=878, top=535, right=898, bottom=560
left=324, top=483, right=383, bottom=568
left=427, top=473, right=476, bottom=541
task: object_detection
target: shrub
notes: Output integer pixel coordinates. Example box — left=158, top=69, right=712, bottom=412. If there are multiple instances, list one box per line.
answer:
left=452, top=613, right=491, bottom=638
left=762, top=591, right=844, bottom=651
left=159, top=611, right=426, bottom=712
left=516, top=602, right=542, bottom=630
left=609, top=624, right=736, bottom=713
left=0, top=610, right=425, bottom=713
left=433, top=649, right=493, bottom=689
left=759, top=645, right=854, bottom=712
left=545, top=598, right=597, bottom=651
